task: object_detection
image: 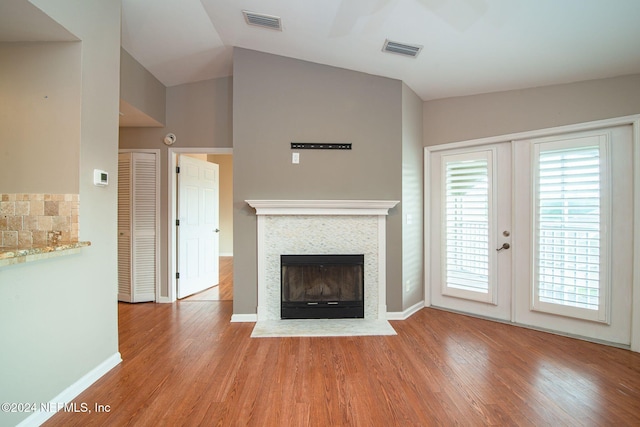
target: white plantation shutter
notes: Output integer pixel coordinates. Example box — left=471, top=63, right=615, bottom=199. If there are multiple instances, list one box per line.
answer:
left=442, top=150, right=495, bottom=303
left=533, top=136, right=610, bottom=322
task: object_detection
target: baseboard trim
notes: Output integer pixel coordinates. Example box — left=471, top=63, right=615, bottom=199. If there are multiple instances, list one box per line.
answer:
left=231, top=313, right=257, bottom=322
left=17, top=352, right=122, bottom=427
left=386, top=300, right=425, bottom=320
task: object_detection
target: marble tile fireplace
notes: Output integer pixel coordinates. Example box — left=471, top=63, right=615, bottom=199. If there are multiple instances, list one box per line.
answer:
left=246, top=200, right=399, bottom=324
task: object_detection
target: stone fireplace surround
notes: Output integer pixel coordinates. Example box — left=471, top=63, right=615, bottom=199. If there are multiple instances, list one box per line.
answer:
left=246, top=200, right=399, bottom=336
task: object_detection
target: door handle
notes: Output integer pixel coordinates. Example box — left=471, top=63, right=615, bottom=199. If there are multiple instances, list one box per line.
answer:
left=496, top=243, right=510, bottom=252
left=214, top=228, right=220, bottom=233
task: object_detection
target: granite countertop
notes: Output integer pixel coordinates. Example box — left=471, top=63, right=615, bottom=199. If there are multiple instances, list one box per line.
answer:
left=0, top=241, right=91, bottom=266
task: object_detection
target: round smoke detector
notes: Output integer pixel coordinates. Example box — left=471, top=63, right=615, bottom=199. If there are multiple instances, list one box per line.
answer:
left=163, top=133, right=177, bottom=146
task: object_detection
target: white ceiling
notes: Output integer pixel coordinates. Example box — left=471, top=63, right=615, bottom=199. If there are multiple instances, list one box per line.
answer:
left=121, top=0, right=640, bottom=101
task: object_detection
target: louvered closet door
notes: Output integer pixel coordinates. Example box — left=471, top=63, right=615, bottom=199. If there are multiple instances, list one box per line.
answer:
left=428, top=143, right=513, bottom=320
left=117, top=152, right=158, bottom=303
left=131, top=153, right=157, bottom=302
left=118, top=153, right=132, bottom=302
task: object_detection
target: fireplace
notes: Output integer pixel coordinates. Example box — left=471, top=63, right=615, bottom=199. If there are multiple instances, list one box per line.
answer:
left=244, top=200, right=399, bottom=323
left=281, top=254, right=364, bottom=319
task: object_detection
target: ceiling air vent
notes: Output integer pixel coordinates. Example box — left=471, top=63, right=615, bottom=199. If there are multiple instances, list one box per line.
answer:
left=243, top=10, right=282, bottom=31
left=382, top=39, right=423, bottom=58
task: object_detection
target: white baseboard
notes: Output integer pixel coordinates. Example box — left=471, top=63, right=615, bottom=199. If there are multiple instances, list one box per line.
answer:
left=231, top=313, right=257, bottom=322
left=17, top=352, right=122, bottom=427
left=386, top=300, right=425, bottom=320
left=220, top=252, right=233, bottom=257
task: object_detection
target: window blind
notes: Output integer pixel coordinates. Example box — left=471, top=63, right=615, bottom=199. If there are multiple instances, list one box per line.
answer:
left=444, top=158, right=490, bottom=294
left=536, top=146, right=601, bottom=311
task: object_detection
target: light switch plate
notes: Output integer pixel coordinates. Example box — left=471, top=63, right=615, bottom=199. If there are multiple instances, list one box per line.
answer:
left=292, top=152, right=300, bottom=164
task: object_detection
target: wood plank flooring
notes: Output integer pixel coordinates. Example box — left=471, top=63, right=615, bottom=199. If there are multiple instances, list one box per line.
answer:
left=45, top=302, right=640, bottom=426
left=182, top=257, right=233, bottom=301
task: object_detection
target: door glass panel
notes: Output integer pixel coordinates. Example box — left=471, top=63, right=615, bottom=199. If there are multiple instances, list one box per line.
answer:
left=533, top=137, right=609, bottom=322
left=442, top=150, right=495, bottom=303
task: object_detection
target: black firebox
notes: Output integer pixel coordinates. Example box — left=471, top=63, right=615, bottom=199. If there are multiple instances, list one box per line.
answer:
left=281, top=254, right=364, bottom=319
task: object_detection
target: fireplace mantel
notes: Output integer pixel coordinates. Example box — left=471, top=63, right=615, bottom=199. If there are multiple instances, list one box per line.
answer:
left=246, top=200, right=399, bottom=216
left=246, top=200, right=399, bottom=323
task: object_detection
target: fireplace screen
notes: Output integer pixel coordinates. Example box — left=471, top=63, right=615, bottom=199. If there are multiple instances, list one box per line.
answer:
left=281, top=254, right=364, bottom=319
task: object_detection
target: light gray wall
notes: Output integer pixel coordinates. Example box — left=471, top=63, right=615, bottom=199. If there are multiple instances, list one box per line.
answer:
left=119, top=76, right=233, bottom=298
left=0, top=41, right=81, bottom=193
left=120, top=48, right=166, bottom=126
left=167, top=77, right=233, bottom=147
left=0, top=1, right=121, bottom=426
left=401, top=83, right=424, bottom=310
left=232, top=49, right=404, bottom=314
left=424, top=74, right=640, bottom=146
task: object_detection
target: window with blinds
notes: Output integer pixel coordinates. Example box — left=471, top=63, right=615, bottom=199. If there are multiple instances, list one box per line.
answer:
left=533, top=136, right=610, bottom=322
left=442, top=150, right=495, bottom=303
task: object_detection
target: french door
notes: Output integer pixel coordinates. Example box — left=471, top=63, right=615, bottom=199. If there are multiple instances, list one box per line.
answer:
left=428, top=142, right=513, bottom=321
left=427, top=126, right=633, bottom=345
left=512, top=126, right=633, bottom=344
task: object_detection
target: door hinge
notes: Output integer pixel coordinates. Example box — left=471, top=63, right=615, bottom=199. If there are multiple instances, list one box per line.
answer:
left=176, top=272, right=180, bottom=279
left=176, top=219, right=180, bottom=226
left=176, top=166, right=180, bottom=173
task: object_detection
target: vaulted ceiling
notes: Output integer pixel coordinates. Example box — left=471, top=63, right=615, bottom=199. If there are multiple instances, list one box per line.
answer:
left=121, top=0, right=640, bottom=101
left=3, top=0, right=640, bottom=102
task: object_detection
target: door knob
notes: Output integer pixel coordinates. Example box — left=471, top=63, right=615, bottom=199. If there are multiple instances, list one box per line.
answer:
left=496, top=243, right=510, bottom=252
left=215, top=228, right=220, bottom=233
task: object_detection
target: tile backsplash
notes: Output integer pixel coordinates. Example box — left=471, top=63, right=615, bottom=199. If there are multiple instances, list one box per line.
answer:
left=0, top=194, right=79, bottom=247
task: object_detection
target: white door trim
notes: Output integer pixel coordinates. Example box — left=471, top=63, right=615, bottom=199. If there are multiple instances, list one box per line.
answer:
left=167, top=147, right=232, bottom=303
left=118, top=149, right=161, bottom=302
left=424, top=114, right=640, bottom=352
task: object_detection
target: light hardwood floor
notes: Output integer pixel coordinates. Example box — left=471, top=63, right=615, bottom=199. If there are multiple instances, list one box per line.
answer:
left=45, top=285, right=640, bottom=425
left=182, top=257, right=233, bottom=301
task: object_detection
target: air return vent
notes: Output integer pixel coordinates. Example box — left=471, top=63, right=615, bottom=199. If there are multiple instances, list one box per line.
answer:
left=243, top=10, right=282, bottom=30
left=382, top=39, right=423, bottom=58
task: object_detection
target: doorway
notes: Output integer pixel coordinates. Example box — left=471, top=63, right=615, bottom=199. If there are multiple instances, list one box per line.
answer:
left=426, top=118, right=638, bottom=348
left=168, top=148, right=233, bottom=302
left=176, top=154, right=219, bottom=299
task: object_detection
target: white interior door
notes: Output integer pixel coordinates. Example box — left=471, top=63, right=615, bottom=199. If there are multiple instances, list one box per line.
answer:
left=428, top=143, right=512, bottom=320
left=177, top=155, right=219, bottom=299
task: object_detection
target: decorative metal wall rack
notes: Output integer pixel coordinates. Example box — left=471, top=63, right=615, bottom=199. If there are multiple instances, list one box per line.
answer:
left=290, top=143, right=352, bottom=150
